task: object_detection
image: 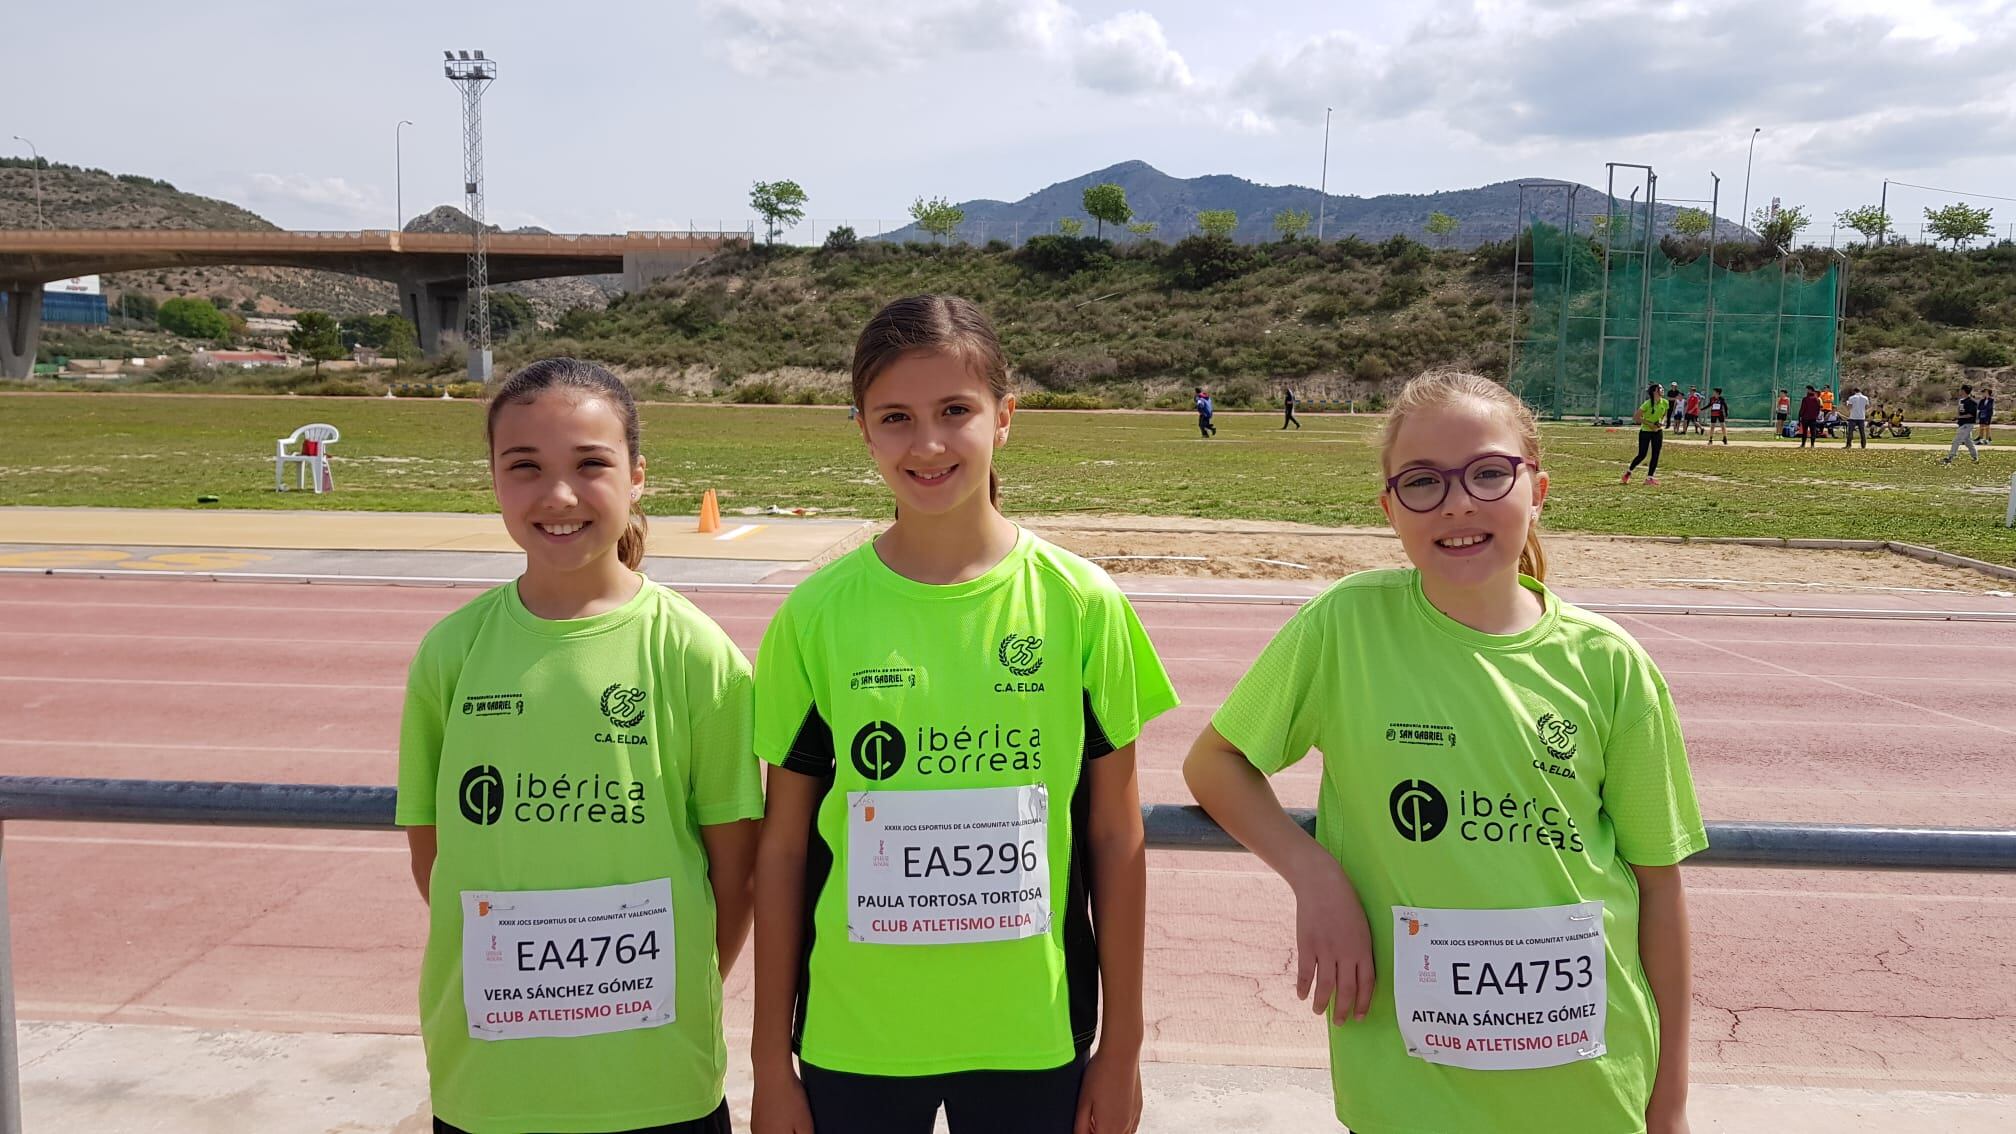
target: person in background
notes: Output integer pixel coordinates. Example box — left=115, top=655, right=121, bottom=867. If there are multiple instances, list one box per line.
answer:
left=1682, top=387, right=1702, bottom=435
left=1703, top=388, right=1729, bottom=445
left=1624, top=382, right=1666, bottom=486
left=1283, top=386, right=1302, bottom=430
left=1842, top=387, right=1870, bottom=449
left=1775, top=389, right=1791, bottom=437
left=1195, top=387, right=1218, bottom=439
left=1941, top=385, right=1981, bottom=465
left=1818, top=386, right=1837, bottom=438
left=1797, top=387, right=1822, bottom=448
left=1976, top=386, right=1995, bottom=446
left=1665, top=387, right=1682, bottom=430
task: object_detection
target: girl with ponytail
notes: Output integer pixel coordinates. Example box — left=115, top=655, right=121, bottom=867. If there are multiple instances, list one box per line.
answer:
left=1186, top=372, right=1705, bottom=1134
left=397, top=358, right=762, bottom=1134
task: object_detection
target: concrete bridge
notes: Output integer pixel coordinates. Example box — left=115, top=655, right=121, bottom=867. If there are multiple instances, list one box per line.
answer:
left=0, top=229, right=742, bottom=378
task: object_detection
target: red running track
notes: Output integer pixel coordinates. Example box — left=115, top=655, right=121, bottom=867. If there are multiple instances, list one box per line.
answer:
left=1, top=576, right=2012, bottom=1091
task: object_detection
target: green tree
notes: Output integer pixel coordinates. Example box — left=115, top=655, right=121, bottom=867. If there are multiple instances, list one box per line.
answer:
left=821, top=225, right=858, bottom=251
left=236, top=297, right=258, bottom=313
left=1125, top=221, right=1158, bottom=237
left=909, top=196, right=965, bottom=242
left=341, top=312, right=421, bottom=359
left=1056, top=217, right=1085, bottom=237
left=287, top=311, right=345, bottom=373
left=1424, top=211, right=1460, bottom=247
left=1272, top=209, right=1311, bottom=241
left=487, top=291, right=536, bottom=339
left=1924, top=202, right=1993, bottom=249
left=1196, top=209, right=1238, bottom=239
left=749, top=179, right=809, bottom=245
left=1751, top=203, right=1812, bottom=251
left=157, top=297, right=229, bottom=340
left=116, top=293, right=158, bottom=323
left=1670, top=208, right=1712, bottom=239
left=1081, top=183, right=1131, bottom=239
left=1836, top=205, right=1892, bottom=246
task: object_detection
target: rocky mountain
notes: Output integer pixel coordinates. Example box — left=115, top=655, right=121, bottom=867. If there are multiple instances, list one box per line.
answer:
left=877, top=160, right=1732, bottom=248
left=401, top=205, right=621, bottom=312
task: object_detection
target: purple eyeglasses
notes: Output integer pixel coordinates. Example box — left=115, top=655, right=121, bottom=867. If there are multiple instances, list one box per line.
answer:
left=1384, top=453, right=1535, bottom=513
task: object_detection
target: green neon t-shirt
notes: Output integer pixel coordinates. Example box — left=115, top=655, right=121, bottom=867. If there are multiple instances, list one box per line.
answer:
left=1636, top=400, right=1665, bottom=432
left=1212, top=569, right=1706, bottom=1134
left=396, top=577, right=762, bottom=1133
left=753, top=529, right=1178, bottom=1076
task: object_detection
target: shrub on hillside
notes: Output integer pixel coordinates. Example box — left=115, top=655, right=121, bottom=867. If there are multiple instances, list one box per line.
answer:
left=1016, top=235, right=1111, bottom=276
left=1920, top=286, right=1981, bottom=326
left=157, top=297, right=229, bottom=340
left=1017, top=390, right=1105, bottom=409
left=1162, top=235, right=1255, bottom=290
left=821, top=225, right=858, bottom=252
left=1954, top=336, right=2012, bottom=368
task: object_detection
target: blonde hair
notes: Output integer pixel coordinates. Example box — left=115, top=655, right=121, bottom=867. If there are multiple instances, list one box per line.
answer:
left=1378, top=372, right=1547, bottom=582
left=487, top=358, right=648, bottom=570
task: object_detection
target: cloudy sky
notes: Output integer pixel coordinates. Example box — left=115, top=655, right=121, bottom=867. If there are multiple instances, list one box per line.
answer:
left=9, top=0, right=2014, bottom=241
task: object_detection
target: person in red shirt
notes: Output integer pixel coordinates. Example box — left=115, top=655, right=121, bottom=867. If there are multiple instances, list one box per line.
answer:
left=1683, top=388, right=1702, bottom=434
left=1797, top=386, right=1823, bottom=448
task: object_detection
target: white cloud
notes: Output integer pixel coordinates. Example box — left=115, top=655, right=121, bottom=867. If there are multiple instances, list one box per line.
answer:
left=699, top=0, right=1064, bottom=76
left=1073, top=11, right=1193, bottom=95
left=243, top=173, right=385, bottom=227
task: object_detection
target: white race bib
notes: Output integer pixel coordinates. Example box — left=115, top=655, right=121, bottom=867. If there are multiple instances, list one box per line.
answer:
left=461, top=878, right=676, bottom=1041
left=1392, top=902, right=1606, bottom=1071
left=847, top=785, right=1051, bottom=945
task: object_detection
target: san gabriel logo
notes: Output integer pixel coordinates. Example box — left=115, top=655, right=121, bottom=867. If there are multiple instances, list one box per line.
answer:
left=600, top=683, right=648, bottom=729
left=1389, top=779, right=1448, bottom=842
left=850, top=721, right=907, bottom=780
left=459, top=764, right=504, bottom=825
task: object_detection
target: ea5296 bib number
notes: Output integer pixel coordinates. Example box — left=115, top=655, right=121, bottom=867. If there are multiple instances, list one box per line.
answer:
left=848, top=784, right=1051, bottom=946
left=1392, top=902, right=1607, bottom=1071
left=461, top=878, right=677, bottom=1041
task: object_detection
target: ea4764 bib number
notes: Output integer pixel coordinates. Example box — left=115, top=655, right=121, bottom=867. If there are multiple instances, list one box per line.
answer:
left=1451, top=954, right=1594, bottom=996
left=518, top=931, right=662, bottom=972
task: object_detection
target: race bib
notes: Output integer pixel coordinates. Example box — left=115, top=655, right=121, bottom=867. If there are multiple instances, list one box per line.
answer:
left=461, top=878, right=676, bottom=1041
left=1392, top=902, right=1606, bottom=1071
left=847, top=785, right=1051, bottom=945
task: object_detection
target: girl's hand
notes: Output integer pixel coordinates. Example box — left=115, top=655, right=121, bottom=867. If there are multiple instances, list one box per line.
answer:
left=1645, top=1105, right=1690, bottom=1134
left=1072, top=1047, right=1143, bottom=1134
left=1290, top=851, right=1376, bottom=1024
left=750, top=1065, right=815, bottom=1134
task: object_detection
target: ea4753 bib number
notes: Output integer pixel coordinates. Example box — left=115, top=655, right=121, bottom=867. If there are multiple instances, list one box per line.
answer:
left=1451, top=954, right=1594, bottom=996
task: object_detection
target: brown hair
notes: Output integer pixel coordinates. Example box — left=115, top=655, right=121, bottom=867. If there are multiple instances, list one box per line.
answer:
left=851, top=294, right=1012, bottom=506
left=486, top=357, right=648, bottom=570
left=1378, top=372, right=1547, bottom=582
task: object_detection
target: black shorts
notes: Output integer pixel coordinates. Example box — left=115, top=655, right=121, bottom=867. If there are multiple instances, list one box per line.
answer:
left=1684, top=413, right=1699, bottom=423
left=434, top=1100, right=729, bottom=1134
left=1776, top=412, right=1789, bottom=422
left=1709, top=413, right=1725, bottom=423
left=800, top=1058, right=1085, bottom=1134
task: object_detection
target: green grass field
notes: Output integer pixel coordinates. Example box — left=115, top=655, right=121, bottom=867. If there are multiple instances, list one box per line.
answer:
left=3, top=393, right=2014, bottom=565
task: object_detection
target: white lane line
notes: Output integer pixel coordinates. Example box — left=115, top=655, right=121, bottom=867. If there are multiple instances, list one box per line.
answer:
left=1663, top=668, right=2013, bottom=685
left=1143, top=865, right=2016, bottom=902
left=8, top=834, right=404, bottom=854
left=0, top=599, right=444, bottom=616
left=713, top=524, right=762, bottom=542
left=18, top=1003, right=417, bottom=1030
left=0, top=675, right=400, bottom=692
left=0, top=630, right=416, bottom=648
left=0, top=738, right=388, bottom=755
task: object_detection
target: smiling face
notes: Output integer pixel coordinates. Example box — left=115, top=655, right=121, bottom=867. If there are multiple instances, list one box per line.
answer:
left=857, top=348, right=1013, bottom=519
left=490, top=391, right=644, bottom=575
left=1379, top=396, right=1548, bottom=591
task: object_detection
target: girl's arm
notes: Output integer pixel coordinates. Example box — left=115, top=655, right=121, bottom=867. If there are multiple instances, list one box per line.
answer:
left=405, top=826, right=437, bottom=903
left=700, top=818, right=761, bottom=978
left=1075, top=743, right=1147, bottom=1134
left=1633, top=863, right=1692, bottom=1131
left=1183, top=725, right=1373, bottom=1023
left=751, top=766, right=821, bottom=1134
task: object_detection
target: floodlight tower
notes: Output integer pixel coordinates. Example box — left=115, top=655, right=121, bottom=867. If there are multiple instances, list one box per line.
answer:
left=444, top=49, right=498, bottom=383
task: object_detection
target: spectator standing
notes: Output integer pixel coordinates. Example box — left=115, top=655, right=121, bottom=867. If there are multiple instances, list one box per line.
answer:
left=1941, top=386, right=1980, bottom=464
left=1797, top=386, right=1822, bottom=448
left=1776, top=389, right=1792, bottom=437
left=1842, top=387, right=1870, bottom=449
left=1976, top=387, right=1995, bottom=445
left=1683, top=387, right=1702, bottom=434
left=1818, top=387, right=1837, bottom=437
left=1704, top=388, right=1729, bottom=445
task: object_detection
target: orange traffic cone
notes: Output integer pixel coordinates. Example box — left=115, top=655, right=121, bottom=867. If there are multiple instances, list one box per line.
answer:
left=697, top=488, right=721, bottom=534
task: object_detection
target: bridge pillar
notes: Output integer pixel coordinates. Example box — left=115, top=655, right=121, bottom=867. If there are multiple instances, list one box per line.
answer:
left=0, top=287, right=42, bottom=380
left=623, top=249, right=711, bottom=291
left=398, top=275, right=467, bottom=360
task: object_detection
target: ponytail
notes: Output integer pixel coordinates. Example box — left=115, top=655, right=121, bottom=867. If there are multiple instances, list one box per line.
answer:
left=1519, top=526, right=1546, bottom=583
left=616, top=507, right=648, bottom=571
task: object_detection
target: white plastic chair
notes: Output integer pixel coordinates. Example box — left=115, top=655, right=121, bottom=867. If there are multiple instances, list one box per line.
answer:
left=275, top=423, right=340, bottom=493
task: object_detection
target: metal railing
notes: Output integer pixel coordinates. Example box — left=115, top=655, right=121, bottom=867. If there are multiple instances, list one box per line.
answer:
left=2, top=774, right=2013, bottom=1132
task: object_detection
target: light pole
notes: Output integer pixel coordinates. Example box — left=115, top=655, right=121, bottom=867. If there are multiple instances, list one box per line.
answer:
left=395, top=120, right=413, bottom=232
left=11, top=135, right=42, bottom=228
left=1739, top=127, right=1760, bottom=238
left=1315, top=107, right=1332, bottom=242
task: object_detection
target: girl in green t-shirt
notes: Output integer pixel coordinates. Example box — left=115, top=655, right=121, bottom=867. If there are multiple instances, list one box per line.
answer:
left=1623, top=382, right=1665, bottom=485
left=751, top=295, right=1174, bottom=1134
left=398, top=359, right=763, bottom=1133
left=1185, top=372, right=1705, bottom=1134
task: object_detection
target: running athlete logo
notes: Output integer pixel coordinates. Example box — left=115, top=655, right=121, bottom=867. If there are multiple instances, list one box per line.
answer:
left=1389, top=779, right=1448, bottom=842
left=997, top=634, right=1044, bottom=677
left=460, top=765, right=504, bottom=825
left=850, top=721, right=907, bottom=780
left=1535, top=713, right=1580, bottom=761
left=600, top=683, right=648, bottom=729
